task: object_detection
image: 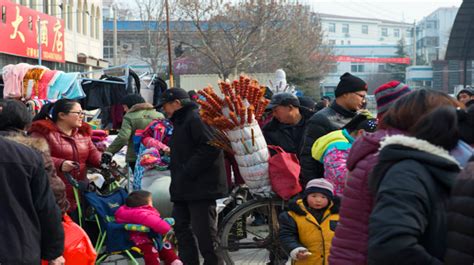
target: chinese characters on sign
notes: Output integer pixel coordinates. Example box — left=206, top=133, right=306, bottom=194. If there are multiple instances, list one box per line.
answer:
left=0, top=0, right=65, bottom=63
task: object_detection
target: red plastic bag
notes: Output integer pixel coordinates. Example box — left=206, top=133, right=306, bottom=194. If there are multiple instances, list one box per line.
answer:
left=268, top=145, right=302, bottom=200
left=42, top=214, right=97, bottom=265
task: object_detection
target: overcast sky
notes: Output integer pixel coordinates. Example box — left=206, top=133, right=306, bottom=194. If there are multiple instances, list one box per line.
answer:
left=303, top=0, right=463, bottom=22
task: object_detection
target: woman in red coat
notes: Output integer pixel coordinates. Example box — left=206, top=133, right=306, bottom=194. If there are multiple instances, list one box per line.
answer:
left=30, top=99, right=102, bottom=214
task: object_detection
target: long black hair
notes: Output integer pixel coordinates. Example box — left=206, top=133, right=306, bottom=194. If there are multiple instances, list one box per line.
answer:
left=33, top=99, right=79, bottom=122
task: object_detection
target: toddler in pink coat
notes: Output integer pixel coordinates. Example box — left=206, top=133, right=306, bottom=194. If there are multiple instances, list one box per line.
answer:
left=115, top=190, right=182, bottom=265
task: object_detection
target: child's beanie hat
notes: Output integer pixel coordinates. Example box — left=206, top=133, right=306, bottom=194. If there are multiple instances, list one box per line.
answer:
left=304, top=179, right=334, bottom=200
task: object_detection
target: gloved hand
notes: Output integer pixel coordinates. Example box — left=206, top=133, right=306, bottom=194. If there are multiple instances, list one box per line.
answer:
left=101, top=152, right=113, bottom=167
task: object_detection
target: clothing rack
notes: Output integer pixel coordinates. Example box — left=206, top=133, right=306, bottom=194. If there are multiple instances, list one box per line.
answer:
left=81, top=78, right=126, bottom=85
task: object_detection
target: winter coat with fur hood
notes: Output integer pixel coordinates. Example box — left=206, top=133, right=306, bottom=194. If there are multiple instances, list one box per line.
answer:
left=29, top=119, right=102, bottom=211
left=329, top=128, right=402, bottom=265
left=0, top=131, right=69, bottom=213
left=107, top=103, right=164, bottom=163
left=368, top=135, right=461, bottom=265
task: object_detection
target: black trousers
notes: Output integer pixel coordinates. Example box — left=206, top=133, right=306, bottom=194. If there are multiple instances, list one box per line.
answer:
left=172, top=200, right=223, bottom=265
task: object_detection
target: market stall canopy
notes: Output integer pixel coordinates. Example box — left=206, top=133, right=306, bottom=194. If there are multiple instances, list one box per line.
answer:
left=445, top=0, right=474, bottom=60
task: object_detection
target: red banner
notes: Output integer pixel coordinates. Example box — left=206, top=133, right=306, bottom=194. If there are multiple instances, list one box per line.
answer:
left=330, top=56, right=410, bottom=65
left=0, top=0, right=65, bottom=63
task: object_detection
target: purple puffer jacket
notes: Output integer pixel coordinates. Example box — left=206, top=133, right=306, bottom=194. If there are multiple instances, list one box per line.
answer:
left=329, top=129, right=401, bottom=265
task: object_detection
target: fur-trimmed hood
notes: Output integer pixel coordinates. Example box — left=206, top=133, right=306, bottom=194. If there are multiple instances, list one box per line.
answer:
left=379, top=135, right=459, bottom=166
left=29, top=119, right=92, bottom=137
left=0, top=131, right=50, bottom=153
left=370, top=134, right=461, bottom=192
left=128, top=102, right=155, bottom=113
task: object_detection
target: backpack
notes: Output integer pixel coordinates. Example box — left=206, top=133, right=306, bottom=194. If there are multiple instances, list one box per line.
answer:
left=267, top=145, right=302, bottom=200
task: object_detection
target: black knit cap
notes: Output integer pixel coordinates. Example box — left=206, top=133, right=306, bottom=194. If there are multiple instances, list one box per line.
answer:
left=120, top=94, right=146, bottom=109
left=335, top=72, right=368, bottom=97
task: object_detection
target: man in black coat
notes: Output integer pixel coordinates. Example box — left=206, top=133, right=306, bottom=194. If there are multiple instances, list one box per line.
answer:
left=0, top=136, right=64, bottom=265
left=300, top=72, right=368, bottom=186
left=263, top=93, right=315, bottom=157
left=158, top=88, right=227, bottom=265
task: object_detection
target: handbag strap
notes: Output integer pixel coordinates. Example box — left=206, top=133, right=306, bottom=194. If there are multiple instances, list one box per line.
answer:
left=268, top=145, right=285, bottom=153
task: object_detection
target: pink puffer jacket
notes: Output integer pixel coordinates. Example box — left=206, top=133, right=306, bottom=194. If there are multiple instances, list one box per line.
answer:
left=115, top=205, right=171, bottom=245
left=329, top=129, right=402, bottom=265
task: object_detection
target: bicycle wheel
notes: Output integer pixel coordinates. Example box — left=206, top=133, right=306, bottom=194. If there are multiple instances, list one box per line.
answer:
left=219, top=197, right=288, bottom=265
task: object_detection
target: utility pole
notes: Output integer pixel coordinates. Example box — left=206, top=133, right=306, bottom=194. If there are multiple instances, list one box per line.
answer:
left=412, top=20, right=417, bottom=66
left=38, top=18, right=42, bottom=65
left=113, top=5, right=118, bottom=66
left=165, top=0, right=174, bottom=87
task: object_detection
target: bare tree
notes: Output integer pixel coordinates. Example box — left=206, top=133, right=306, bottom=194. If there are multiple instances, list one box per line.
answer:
left=133, top=0, right=168, bottom=73
left=174, top=0, right=300, bottom=79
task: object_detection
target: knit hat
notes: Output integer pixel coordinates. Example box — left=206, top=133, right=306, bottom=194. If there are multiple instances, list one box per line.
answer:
left=304, top=179, right=334, bottom=200
left=374, top=81, right=412, bottom=118
left=335, top=73, right=368, bottom=97
left=121, top=94, right=146, bottom=109
left=457, top=88, right=474, bottom=99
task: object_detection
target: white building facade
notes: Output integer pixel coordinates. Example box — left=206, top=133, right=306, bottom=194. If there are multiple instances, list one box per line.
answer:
left=1, top=0, right=104, bottom=72
left=316, top=13, right=413, bottom=95
left=416, top=7, right=458, bottom=64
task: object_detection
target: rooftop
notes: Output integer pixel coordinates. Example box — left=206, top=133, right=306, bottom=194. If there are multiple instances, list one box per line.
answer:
left=316, top=13, right=412, bottom=26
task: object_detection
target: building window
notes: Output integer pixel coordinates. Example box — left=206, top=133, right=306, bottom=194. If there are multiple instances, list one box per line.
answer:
left=378, top=64, right=386, bottom=72
left=95, top=8, right=100, bottom=39
left=393, top=28, right=400, bottom=37
left=348, top=40, right=351, bottom=45
left=328, top=39, right=335, bottom=45
left=1, top=6, right=6, bottom=24
left=381, top=27, right=388, bottom=37
left=362, top=25, right=368, bottom=34
left=43, top=0, right=49, bottom=14
left=341, top=40, right=344, bottom=45
left=328, top=23, right=335, bottom=33
left=77, top=0, right=82, bottom=34
left=351, top=63, right=365, bottom=73
left=342, top=24, right=349, bottom=34
left=330, top=64, right=338, bottom=73
left=67, top=1, right=73, bottom=30
left=20, top=0, right=27, bottom=5
left=82, top=0, right=88, bottom=36
left=90, top=4, right=94, bottom=37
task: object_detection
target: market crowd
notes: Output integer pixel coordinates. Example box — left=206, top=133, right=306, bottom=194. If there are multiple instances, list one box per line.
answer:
left=0, top=71, right=473, bottom=265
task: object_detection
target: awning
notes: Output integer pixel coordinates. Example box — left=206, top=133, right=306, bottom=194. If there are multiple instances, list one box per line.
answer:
left=445, top=1, right=474, bottom=60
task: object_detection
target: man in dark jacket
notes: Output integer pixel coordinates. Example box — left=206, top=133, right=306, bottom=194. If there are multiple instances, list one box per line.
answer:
left=263, top=93, right=315, bottom=156
left=300, top=72, right=368, bottom=186
left=0, top=136, right=64, bottom=265
left=158, top=88, right=227, bottom=265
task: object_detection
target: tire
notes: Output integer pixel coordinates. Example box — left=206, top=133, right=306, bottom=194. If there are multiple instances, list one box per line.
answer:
left=218, top=197, right=288, bottom=265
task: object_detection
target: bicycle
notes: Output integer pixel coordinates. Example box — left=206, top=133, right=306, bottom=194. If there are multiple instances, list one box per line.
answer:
left=218, top=186, right=289, bottom=265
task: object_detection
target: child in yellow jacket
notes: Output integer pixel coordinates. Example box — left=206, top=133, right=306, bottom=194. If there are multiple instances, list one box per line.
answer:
left=279, top=179, right=339, bottom=265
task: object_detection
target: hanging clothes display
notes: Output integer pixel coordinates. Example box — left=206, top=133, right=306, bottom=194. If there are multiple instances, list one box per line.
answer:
left=152, top=76, right=168, bottom=107
left=2, top=63, right=33, bottom=98
left=80, top=77, right=127, bottom=110
left=23, top=67, right=48, bottom=99
left=48, top=72, right=85, bottom=99
left=37, top=70, right=59, bottom=100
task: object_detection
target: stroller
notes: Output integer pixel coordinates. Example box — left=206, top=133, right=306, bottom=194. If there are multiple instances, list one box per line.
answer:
left=65, top=170, right=173, bottom=264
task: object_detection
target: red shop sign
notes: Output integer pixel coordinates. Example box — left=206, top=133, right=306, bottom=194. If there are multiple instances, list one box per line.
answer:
left=0, top=0, right=65, bottom=63
left=329, top=56, right=411, bottom=65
